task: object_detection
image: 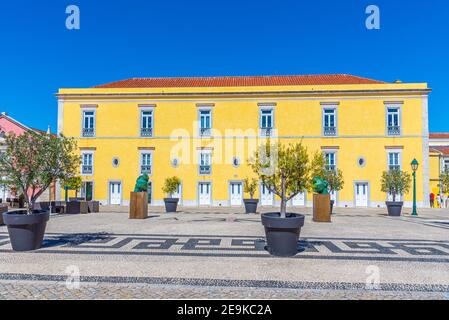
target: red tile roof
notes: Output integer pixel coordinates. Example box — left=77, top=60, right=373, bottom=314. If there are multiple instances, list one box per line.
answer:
left=93, top=74, right=386, bottom=89
left=430, top=133, right=449, bottom=139
left=430, top=146, right=449, bottom=155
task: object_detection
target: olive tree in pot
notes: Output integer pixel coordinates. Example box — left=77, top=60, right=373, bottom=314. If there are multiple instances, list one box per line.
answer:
left=323, top=168, right=344, bottom=214
left=162, top=176, right=181, bottom=213
left=249, top=141, right=311, bottom=257
left=243, top=178, right=258, bottom=214
left=0, top=131, right=79, bottom=251
left=381, top=169, right=411, bottom=216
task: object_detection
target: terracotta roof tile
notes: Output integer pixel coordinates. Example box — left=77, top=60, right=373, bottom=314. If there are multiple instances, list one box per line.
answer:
left=430, top=133, right=449, bottom=139
left=93, top=74, right=386, bottom=89
left=430, top=146, right=449, bottom=155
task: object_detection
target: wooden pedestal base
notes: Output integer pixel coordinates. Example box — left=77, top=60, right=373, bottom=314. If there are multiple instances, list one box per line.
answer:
left=313, top=194, right=331, bottom=222
left=129, top=192, right=148, bottom=219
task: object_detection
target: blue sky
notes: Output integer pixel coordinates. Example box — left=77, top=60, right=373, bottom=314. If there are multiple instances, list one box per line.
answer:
left=0, top=0, right=448, bottom=132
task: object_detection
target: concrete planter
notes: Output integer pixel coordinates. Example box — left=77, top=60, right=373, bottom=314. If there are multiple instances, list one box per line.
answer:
left=261, top=213, right=305, bottom=257
left=164, top=198, right=179, bottom=213
left=313, top=194, right=331, bottom=222
left=2, top=210, right=50, bottom=251
left=87, top=201, right=100, bottom=213
left=386, top=201, right=403, bottom=216
left=243, top=199, right=259, bottom=214
left=66, top=201, right=89, bottom=214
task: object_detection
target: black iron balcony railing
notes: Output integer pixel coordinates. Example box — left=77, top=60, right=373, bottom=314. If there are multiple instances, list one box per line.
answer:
left=260, top=128, right=273, bottom=137
left=140, top=127, right=153, bottom=137
left=323, top=126, right=337, bottom=136
left=82, top=165, right=93, bottom=175
left=325, top=165, right=336, bottom=171
left=388, top=126, right=401, bottom=136
left=199, top=165, right=211, bottom=175
left=82, top=128, right=95, bottom=137
left=141, top=165, right=152, bottom=175
left=200, top=128, right=211, bottom=136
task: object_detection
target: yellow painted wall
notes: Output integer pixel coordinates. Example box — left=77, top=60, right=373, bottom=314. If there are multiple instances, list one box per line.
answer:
left=58, top=82, right=429, bottom=207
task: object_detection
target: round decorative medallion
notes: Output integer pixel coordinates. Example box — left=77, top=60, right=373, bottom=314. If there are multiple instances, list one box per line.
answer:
left=357, top=157, right=366, bottom=168
left=232, top=157, right=240, bottom=168
left=112, top=157, right=120, bottom=168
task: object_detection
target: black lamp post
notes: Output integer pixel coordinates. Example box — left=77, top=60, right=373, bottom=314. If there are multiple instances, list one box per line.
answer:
left=411, top=159, right=419, bottom=216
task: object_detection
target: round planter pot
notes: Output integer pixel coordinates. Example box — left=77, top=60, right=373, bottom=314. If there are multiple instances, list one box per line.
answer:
left=243, top=199, right=259, bottom=214
left=261, top=212, right=305, bottom=257
left=386, top=201, right=403, bottom=217
left=2, top=210, right=50, bottom=252
left=330, top=200, right=335, bottom=215
left=164, top=198, right=179, bottom=213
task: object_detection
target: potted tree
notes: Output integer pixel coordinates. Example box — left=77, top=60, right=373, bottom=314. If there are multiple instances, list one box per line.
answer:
left=162, top=176, right=181, bottom=213
left=243, top=178, right=258, bottom=214
left=381, top=169, right=411, bottom=216
left=250, top=141, right=310, bottom=257
left=323, top=168, right=344, bottom=214
left=440, top=169, right=449, bottom=208
left=309, top=152, right=332, bottom=222
left=0, top=131, right=79, bottom=251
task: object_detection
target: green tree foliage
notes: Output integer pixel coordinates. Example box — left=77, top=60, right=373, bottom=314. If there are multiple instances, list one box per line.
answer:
left=380, top=169, right=411, bottom=202
left=440, top=168, right=449, bottom=194
left=249, top=141, right=311, bottom=217
left=324, top=168, right=345, bottom=193
left=0, top=131, right=80, bottom=213
left=243, top=178, right=258, bottom=199
left=162, top=176, right=181, bottom=198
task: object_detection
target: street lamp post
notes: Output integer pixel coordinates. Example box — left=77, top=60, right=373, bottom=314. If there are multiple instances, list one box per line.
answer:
left=411, top=159, right=419, bottom=216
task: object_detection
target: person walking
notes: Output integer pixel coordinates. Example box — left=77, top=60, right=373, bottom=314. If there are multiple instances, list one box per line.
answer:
left=430, top=192, right=435, bottom=208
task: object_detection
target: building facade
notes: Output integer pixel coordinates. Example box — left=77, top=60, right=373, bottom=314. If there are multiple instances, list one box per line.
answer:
left=429, top=133, right=449, bottom=198
left=57, top=75, right=431, bottom=208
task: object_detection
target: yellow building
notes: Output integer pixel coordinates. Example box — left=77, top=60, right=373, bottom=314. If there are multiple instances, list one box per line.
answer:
left=56, top=74, right=431, bottom=208
left=429, top=133, right=449, bottom=206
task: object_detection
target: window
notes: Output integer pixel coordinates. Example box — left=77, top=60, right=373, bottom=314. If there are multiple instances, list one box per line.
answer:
left=444, top=159, right=449, bottom=172
left=387, top=108, right=401, bottom=136
left=260, top=109, right=274, bottom=136
left=324, top=152, right=336, bottom=171
left=199, top=110, right=212, bottom=136
left=141, top=110, right=153, bottom=137
left=82, top=111, right=95, bottom=137
left=81, top=153, right=93, bottom=175
left=199, top=151, right=212, bottom=175
left=388, top=152, right=401, bottom=171
left=323, top=108, right=337, bottom=136
left=140, top=153, right=152, bottom=175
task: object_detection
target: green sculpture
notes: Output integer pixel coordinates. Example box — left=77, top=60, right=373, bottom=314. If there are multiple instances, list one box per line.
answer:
left=134, top=174, right=149, bottom=192
left=312, top=177, right=329, bottom=195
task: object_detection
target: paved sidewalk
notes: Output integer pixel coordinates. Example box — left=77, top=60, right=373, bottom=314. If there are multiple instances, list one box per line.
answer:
left=0, top=207, right=448, bottom=300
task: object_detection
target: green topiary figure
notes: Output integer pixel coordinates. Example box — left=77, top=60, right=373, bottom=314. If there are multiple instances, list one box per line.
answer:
left=312, top=177, right=329, bottom=195
left=134, top=174, right=149, bottom=192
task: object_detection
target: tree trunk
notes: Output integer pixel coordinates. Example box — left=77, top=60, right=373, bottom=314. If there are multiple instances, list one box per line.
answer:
left=393, top=192, right=396, bottom=202
left=280, top=175, right=287, bottom=218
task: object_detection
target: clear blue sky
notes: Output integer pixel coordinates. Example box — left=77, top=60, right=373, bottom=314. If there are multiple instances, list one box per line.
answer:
left=0, top=0, right=448, bottom=132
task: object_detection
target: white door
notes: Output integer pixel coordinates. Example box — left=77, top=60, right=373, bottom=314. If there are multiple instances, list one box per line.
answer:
left=292, top=192, right=306, bottom=206
left=109, top=182, right=122, bottom=205
left=355, top=183, right=369, bottom=207
left=261, top=184, right=273, bottom=206
left=199, top=183, right=211, bottom=206
left=330, top=191, right=337, bottom=203
left=230, top=182, right=243, bottom=206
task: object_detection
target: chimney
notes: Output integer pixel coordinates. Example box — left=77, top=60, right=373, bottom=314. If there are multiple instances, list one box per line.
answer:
left=47, top=125, right=51, bottom=135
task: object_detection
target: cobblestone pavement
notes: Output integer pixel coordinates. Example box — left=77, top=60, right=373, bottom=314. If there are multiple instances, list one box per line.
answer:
left=0, top=207, right=448, bottom=300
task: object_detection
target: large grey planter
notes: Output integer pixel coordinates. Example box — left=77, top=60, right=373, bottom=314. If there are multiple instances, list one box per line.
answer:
left=386, top=201, right=403, bottom=216
left=2, top=210, right=50, bottom=251
left=261, top=213, right=305, bottom=257
left=243, top=199, right=259, bottom=214
left=164, top=198, right=179, bottom=213
left=66, top=201, right=89, bottom=214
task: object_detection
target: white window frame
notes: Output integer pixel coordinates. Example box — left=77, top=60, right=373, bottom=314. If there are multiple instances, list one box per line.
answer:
left=140, top=108, right=154, bottom=137
left=385, top=104, right=402, bottom=136
left=81, top=152, right=94, bottom=176
left=139, top=151, right=153, bottom=176
left=323, top=150, right=337, bottom=171
left=199, top=150, right=212, bottom=175
left=198, top=108, right=212, bottom=137
left=81, top=109, right=96, bottom=137
left=387, top=151, right=402, bottom=171
left=322, top=107, right=338, bottom=137
left=443, top=158, right=449, bottom=172
left=259, top=107, right=274, bottom=137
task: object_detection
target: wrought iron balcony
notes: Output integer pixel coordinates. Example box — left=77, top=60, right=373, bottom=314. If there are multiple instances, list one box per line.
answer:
left=388, top=126, right=401, bottom=136
left=82, top=165, right=93, bottom=175
left=260, top=128, right=273, bottom=137
left=325, top=165, right=336, bottom=171
left=140, top=127, right=153, bottom=137
left=141, top=165, right=152, bottom=175
left=323, top=126, right=337, bottom=136
left=199, top=165, right=211, bottom=175
left=82, top=128, right=95, bottom=137
left=200, top=128, right=211, bottom=137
